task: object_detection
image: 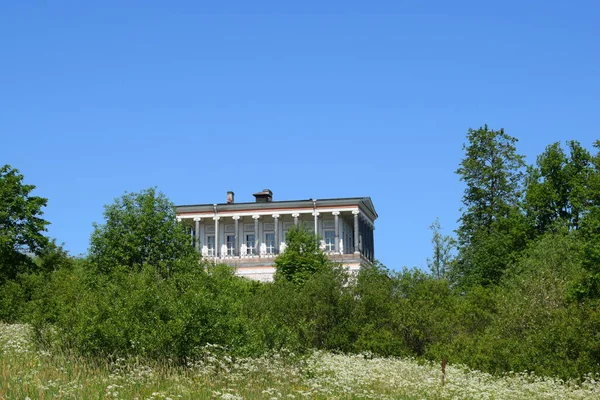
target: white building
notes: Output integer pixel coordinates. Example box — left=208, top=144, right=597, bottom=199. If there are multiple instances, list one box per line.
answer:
left=175, top=190, right=377, bottom=282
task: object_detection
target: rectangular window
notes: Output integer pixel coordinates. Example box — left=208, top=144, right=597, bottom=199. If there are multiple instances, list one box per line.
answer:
left=246, top=234, right=255, bottom=255
left=226, top=235, right=235, bottom=256
left=207, top=235, right=215, bottom=256
left=324, top=230, right=335, bottom=252
left=303, top=221, right=313, bottom=233
left=265, top=233, right=275, bottom=254
left=344, top=229, right=353, bottom=254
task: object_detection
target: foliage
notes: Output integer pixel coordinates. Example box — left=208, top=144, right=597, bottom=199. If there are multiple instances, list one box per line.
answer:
left=0, top=164, right=49, bottom=283
left=525, top=141, right=594, bottom=232
left=243, top=278, right=305, bottom=353
left=30, top=260, right=259, bottom=359
left=34, top=239, right=74, bottom=273
left=0, top=164, right=72, bottom=323
left=455, top=126, right=528, bottom=286
left=294, top=265, right=354, bottom=350
left=274, top=226, right=330, bottom=284
left=0, top=279, right=26, bottom=323
left=246, top=264, right=355, bottom=354
left=456, top=125, right=525, bottom=240
left=8, top=133, right=600, bottom=383
left=351, top=262, right=405, bottom=356
left=455, top=208, right=531, bottom=287
left=574, top=207, right=600, bottom=299
left=447, top=231, right=596, bottom=378
left=426, top=218, right=455, bottom=279
left=89, top=187, right=196, bottom=276
left=0, top=245, right=74, bottom=323
left=394, top=269, right=456, bottom=357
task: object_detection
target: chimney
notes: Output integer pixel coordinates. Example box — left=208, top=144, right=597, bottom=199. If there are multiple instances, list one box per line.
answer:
left=253, top=189, right=273, bottom=203
left=227, top=191, right=235, bottom=204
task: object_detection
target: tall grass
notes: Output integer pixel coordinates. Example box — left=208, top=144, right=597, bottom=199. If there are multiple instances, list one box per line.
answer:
left=1, top=323, right=599, bottom=399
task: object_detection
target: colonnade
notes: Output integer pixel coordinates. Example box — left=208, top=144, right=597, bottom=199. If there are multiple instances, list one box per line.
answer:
left=178, top=209, right=375, bottom=261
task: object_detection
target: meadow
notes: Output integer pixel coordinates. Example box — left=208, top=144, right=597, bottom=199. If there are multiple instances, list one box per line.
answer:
left=2, top=323, right=599, bottom=400
left=4, top=136, right=600, bottom=398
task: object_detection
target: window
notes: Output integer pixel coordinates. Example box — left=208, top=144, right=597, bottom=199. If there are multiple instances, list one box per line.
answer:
left=344, top=228, right=353, bottom=254
left=246, top=234, right=255, bottom=255
left=226, top=235, right=235, bottom=256
left=265, top=233, right=275, bottom=254
left=324, top=230, right=335, bottom=252
left=303, top=221, right=314, bottom=233
left=207, top=235, right=215, bottom=256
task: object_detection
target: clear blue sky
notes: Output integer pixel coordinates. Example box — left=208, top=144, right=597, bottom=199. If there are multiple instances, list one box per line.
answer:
left=1, top=1, right=598, bottom=270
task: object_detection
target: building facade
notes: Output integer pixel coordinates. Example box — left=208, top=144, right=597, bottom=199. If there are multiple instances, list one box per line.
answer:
left=175, top=190, right=377, bottom=282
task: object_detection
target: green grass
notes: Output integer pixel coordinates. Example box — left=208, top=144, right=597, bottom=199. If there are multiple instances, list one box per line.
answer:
left=1, top=323, right=599, bottom=399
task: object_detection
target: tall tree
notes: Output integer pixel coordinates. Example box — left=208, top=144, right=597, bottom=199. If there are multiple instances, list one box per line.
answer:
left=0, top=165, right=49, bottom=283
left=89, top=188, right=196, bottom=276
left=587, top=140, right=600, bottom=207
left=426, top=218, right=455, bottom=280
left=525, top=141, right=594, bottom=232
left=455, top=126, right=527, bottom=286
left=572, top=141, right=600, bottom=299
left=456, top=125, right=526, bottom=240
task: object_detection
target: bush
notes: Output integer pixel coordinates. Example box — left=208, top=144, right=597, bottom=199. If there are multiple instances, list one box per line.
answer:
left=445, top=231, right=600, bottom=378
left=31, top=261, right=261, bottom=360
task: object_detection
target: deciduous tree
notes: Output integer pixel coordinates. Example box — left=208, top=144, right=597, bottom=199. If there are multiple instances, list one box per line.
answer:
left=274, top=227, right=330, bottom=285
left=89, top=187, right=196, bottom=276
left=0, top=165, right=49, bottom=283
left=426, top=218, right=455, bottom=280
left=525, top=141, right=594, bottom=232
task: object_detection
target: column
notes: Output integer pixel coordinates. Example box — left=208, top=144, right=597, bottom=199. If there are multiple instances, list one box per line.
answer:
left=359, top=218, right=364, bottom=254
left=214, top=216, right=220, bottom=258
left=194, top=217, right=201, bottom=253
left=364, top=222, right=369, bottom=260
left=233, top=216, right=240, bottom=257
left=370, top=225, right=375, bottom=261
left=292, top=213, right=299, bottom=226
left=313, top=211, right=320, bottom=236
left=253, top=214, right=260, bottom=256
left=352, top=210, right=360, bottom=255
left=364, top=220, right=368, bottom=256
left=333, top=212, right=340, bottom=253
left=273, top=214, right=280, bottom=254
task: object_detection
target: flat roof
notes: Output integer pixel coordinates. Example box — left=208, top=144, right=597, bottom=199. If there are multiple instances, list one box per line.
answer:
left=176, top=196, right=378, bottom=221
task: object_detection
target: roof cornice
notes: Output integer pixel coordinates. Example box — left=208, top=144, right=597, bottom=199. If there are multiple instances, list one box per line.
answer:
left=176, top=197, right=377, bottom=222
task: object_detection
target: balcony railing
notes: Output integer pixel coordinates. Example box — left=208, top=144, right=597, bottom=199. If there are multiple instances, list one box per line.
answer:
left=206, top=250, right=363, bottom=261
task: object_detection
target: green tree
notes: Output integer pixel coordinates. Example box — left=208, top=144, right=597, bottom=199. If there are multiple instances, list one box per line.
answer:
left=351, top=262, right=407, bottom=356
left=575, top=143, right=600, bottom=299
left=455, top=126, right=527, bottom=286
left=587, top=140, right=600, bottom=206
left=575, top=207, right=600, bottom=299
left=274, top=227, right=330, bottom=285
left=456, top=126, right=525, bottom=239
left=426, top=218, right=455, bottom=279
left=0, top=165, right=49, bottom=283
left=525, top=141, right=594, bottom=233
left=89, top=187, right=196, bottom=276
left=393, top=268, right=455, bottom=357
left=478, top=230, right=595, bottom=378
